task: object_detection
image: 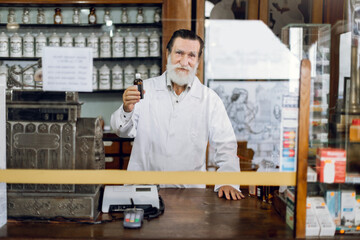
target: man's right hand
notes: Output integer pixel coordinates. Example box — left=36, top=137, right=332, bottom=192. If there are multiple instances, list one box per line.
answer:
left=123, top=86, right=142, bottom=112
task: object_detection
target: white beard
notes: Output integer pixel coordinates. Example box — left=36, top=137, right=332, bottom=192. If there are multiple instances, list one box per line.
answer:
left=166, top=57, right=198, bottom=86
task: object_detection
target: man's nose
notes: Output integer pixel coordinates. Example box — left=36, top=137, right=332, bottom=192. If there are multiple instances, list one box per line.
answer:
left=179, top=55, right=190, bottom=67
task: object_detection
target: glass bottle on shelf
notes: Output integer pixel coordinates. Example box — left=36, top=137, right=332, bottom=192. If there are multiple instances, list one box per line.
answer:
left=35, top=32, right=47, bottom=57
left=137, top=32, right=149, bottom=57
left=100, top=32, right=111, bottom=58
left=136, top=8, right=144, bottom=23
left=112, top=64, right=123, bottom=90
left=23, top=67, right=35, bottom=89
left=154, top=8, right=161, bottom=23
left=75, top=33, right=86, bottom=47
left=150, top=63, right=160, bottom=78
left=87, top=32, right=99, bottom=58
left=0, top=32, right=9, bottom=57
left=23, top=32, right=34, bottom=57
left=112, top=32, right=124, bottom=57
left=92, top=65, right=98, bottom=90
left=124, top=31, right=136, bottom=57
left=149, top=31, right=160, bottom=57
left=124, top=64, right=135, bottom=88
left=37, top=8, right=45, bottom=24
left=121, top=8, right=128, bottom=23
left=61, top=32, right=73, bottom=47
left=7, top=9, right=16, bottom=24
left=103, top=9, right=111, bottom=23
left=54, top=8, right=63, bottom=24
left=10, top=33, right=22, bottom=57
left=137, top=64, right=148, bottom=80
left=48, top=32, right=60, bottom=47
left=72, top=8, right=80, bottom=24
left=99, top=64, right=110, bottom=90
left=22, top=8, right=30, bottom=24
left=88, top=7, right=97, bottom=24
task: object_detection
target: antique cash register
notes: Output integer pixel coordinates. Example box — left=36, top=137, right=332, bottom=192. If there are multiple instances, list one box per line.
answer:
left=5, top=64, right=105, bottom=220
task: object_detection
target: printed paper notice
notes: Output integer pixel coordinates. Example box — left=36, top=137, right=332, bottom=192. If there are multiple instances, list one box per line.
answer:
left=43, top=47, right=93, bottom=92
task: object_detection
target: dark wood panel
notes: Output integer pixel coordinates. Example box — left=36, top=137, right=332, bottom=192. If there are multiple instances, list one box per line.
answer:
left=0, top=0, right=163, bottom=4
left=295, top=59, right=311, bottom=239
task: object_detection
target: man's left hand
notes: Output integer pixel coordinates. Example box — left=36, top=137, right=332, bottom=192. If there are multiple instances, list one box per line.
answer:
left=218, top=185, right=245, bottom=200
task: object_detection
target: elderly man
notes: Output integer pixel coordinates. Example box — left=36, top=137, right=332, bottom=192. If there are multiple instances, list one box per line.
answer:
left=111, top=29, right=244, bottom=200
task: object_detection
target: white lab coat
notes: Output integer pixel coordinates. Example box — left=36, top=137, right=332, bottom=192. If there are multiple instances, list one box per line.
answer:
left=110, top=72, right=240, bottom=191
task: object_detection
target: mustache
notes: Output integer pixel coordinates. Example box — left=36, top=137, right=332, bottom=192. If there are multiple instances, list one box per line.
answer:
left=170, top=63, right=192, bottom=71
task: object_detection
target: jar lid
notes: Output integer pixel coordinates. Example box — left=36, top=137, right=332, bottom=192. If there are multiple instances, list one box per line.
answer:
left=352, top=119, right=360, bottom=125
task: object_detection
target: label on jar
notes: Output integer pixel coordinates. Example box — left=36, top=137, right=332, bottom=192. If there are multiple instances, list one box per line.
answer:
left=55, top=15, right=62, bottom=23
left=0, top=41, right=8, bottom=57
left=89, top=15, right=96, bottom=24
left=23, top=40, right=34, bottom=56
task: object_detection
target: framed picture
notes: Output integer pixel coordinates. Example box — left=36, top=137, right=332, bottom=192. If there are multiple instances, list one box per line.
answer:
left=208, top=79, right=291, bottom=170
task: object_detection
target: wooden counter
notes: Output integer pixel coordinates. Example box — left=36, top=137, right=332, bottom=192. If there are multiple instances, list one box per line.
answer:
left=0, top=188, right=293, bottom=239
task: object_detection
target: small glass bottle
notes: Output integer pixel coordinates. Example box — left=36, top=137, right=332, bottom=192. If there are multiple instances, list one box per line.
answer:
left=0, top=32, right=9, bottom=57
left=92, top=65, right=98, bottom=90
left=124, top=64, right=135, bottom=88
left=54, top=8, right=63, bottom=24
left=61, top=32, right=73, bottom=47
left=35, top=32, right=47, bottom=57
left=134, top=73, right=143, bottom=99
left=154, top=8, right=161, bottom=23
left=350, top=119, right=360, bottom=142
left=112, top=64, right=123, bottom=90
left=112, top=32, right=124, bottom=57
left=8, top=9, right=16, bottom=24
left=103, top=9, right=111, bottom=23
left=22, top=8, right=30, bottom=24
left=99, top=64, right=110, bottom=90
left=100, top=32, right=111, bottom=58
left=37, top=8, right=45, bottom=24
left=72, top=8, right=81, bottom=24
left=121, top=8, right=128, bottom=23
left=149, top=31, right=160, bottom=57
left=74, top=33, right=86, bottom=47
left=23, top=32, right=35, bottom=57
left=137, top=32, right=149, bottom=57
left=48, top=32, right=60, bottom=47
left=136, top=8, right=144, bottom=23
left=124, top=31, right=136, bottom=57
left=87, top=32, right=99, bottom=58
left=10, top=33, right=22, bottom=57
left=88, top=7, right=97, bottom=24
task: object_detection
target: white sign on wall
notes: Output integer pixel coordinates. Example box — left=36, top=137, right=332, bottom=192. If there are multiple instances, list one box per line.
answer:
left=42, top=47, right=93, bottom=92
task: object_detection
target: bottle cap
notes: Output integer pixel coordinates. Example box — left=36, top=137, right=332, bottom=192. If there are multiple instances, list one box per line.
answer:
left=352, top=119, right=360, bottom=125
left=135, top=73, right=141, bottom=79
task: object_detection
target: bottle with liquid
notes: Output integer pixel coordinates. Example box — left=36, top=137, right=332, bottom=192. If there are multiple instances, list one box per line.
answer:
left=22, top=8, right=30, bottom=24
left=154, top=8, right=161, bottom=23
left=350, top=119, right=360, bottom=142
left=103, top=9, right=111, bottom=23
left=72, top=8, right=80, bottom=24
left=54, top=8, right=63, bottom=24
left=121, top=8, right=128, bottom=23
left=88, top=7, right=97, bottom=24
left=136, top=8, right=144, bottom=23
left=7, top=9, right=16, bottom=24
left=134, top=73, right=143, bottom=99
left=37, top=8, right=45, bottom=24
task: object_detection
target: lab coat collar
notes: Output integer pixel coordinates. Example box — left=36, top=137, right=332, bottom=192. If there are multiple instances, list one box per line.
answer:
left=155, top=71, right=202, bottom=99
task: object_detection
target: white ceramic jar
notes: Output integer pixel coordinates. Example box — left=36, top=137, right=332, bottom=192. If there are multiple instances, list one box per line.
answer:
left=35, top=32, right=47, bottom=57
left=23, top=67, right=35, bottom=89
left=75, top=33, right=86, bottom=47
left=150, top=63, right=160, bottom=78
left=92, top=65, right=98, bottom=90
left=61, top=32, right=73, bottom=47
left=10, top=33, right=22, bottom=57
left=137, top=64, right=148, bottom=80
left=23, top=32, right=34, bottom=57
left=137, top=32, right=149, bottom=57
left=112, top=64, right=123, bottom=90
left=112, top=32, right=124, bottom=58
left=0, top=32, right=9, bottom=57
left=87, top=33, right=99, bottom=58
left=124, top=31, right=136, bottom=57
left=149, top=31, right=160, bottom=57
left=100, top=32, right=111, bottom=58
left=124, top=64, right=135, bottom=88
left=48, top=32, right=60, bottom=47
left=99, top=64, right=110, bottom=90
